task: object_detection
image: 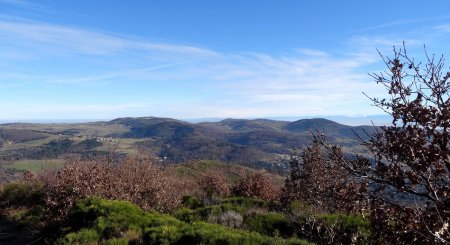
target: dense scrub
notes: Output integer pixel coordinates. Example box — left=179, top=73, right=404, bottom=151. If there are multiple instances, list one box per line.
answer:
left=231, top=171, right=280, bottom=202
left=0, top=160, right=372, bottom=244
left=42, top=156, right=185, bottom=221
left=61, top=197, right=313, bottom=244
left=175, top=196, right=370, bottom=244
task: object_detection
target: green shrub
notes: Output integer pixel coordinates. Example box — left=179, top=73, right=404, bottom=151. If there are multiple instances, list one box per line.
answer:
left=59, top=228, right=100, bottom=244
left=319, top=213, right=369, bottom=230
left=244, top=212, right=294, bottom=237
left=221, top=197, right=269, bottom=209
left=317, top=213, right=370, bottom=243
left=144, top=225, right=183, bottom=244
left=193, top=202, right=244, bottom=220
left=106, top=237, right=130, bottom=245
left=104, top=230, right=141, bottom=244
left=143, top=221, right=312, bottom=245
left=68, top=196, right=144, bottom=234
left=190, top=197, right=270, bottom=222
left=175, top=208, right=202, bottom=223
left=295, top=212, right=371, bottom=244
left=68, top=197, right=183, bottom=239
left=9, top=206, right=45, bottom=225
left=217, top=210, right=243, bottom=228
left=181, top=195, right=204, bottom=209
left=60, top=197, right=313, bottom=245
left=0, top=182, right=43, bottom=207
left=179, top=222, right=268, bottom=245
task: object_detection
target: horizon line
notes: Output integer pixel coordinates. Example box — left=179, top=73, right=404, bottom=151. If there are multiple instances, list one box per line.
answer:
left=0, top=114, right=391, bottom=126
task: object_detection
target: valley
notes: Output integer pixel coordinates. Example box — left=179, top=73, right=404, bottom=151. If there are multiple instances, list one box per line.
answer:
left=0, top=116, right=375, bottom=183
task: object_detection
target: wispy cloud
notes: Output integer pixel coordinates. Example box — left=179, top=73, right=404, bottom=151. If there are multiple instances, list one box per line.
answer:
left=0, top=16, right=427, bottom=119
left=1, top=103, right=158, bottom=119
left=433, top=24, right=450, bottom=33
left=0, top=17, right=218, bottom=58
left=351, top=15, right=450, bottom=33
left=0, top=0, right=50, bottom=15
left=0, top=0, right=35, bottom=7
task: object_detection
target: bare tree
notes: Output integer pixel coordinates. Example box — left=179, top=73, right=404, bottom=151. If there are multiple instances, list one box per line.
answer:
left=316, top=44, right=450, bottom=243
left=282, top=142, right=368, bottom=214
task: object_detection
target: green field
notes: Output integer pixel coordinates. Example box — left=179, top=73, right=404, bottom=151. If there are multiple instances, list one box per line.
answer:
left=0, top=122, right=128, bottom=137
left=3, top=159, right=65, bottom=172
left=93, top=138, right=149, bottom=154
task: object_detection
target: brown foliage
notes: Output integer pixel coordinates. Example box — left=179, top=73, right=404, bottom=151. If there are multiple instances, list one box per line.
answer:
left=314, top=44, right=450, bottom=244
left=41, top=156, right=184, bottom=221
left=282, top=143, right=368, bottom=214
left=231, top=171, right=280, bottom=202
left=197, top=170, right=230, bottom=200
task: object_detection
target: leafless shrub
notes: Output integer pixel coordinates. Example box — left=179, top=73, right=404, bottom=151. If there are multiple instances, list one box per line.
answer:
left=231, top=171, right=280, bottom=202
left=218, top=210, right=243, bottom=228
left=42, top=155, right=185, bottom=221
left=314, top=44, right=450, bottom=243
left=197, top=170, right=230, bottom=203
left=281, top=143, right=368, bottom=214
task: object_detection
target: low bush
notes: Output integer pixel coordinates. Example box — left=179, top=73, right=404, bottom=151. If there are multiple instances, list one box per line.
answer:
left=8, top=206, right=45, bottom=226
left=294, top=212, right=370, bottom=244
left=217, top=210, right=243, bottom=228
left=59, top=197, right=312, bottom=245
left=105, top=237, right=129, bottom=245
left=58, top=228, right=100, bottom=245
left=193, top=202, right=244, bottom=221
left=244, top=212, right=294, bottom=238
left=174, top=208, right=202, bottom=223
left=181, top=195, right=204, bottom=209
left=222, top=197, right=269, bottom=210
left=143, top=221, right=311, bottom=245
left=43, top=156, right=185, bottom=221
left=231, top=171, right=280, bottom=202
left=67, top=197, right=183, bottom=238
left=285, top=200, right=370, bottom=243
left=197, top=170, right=230, bottom=203
left=206, top=210, right=243, bottom=229
left=316, top=213, right=370, bottom=244
left=0, top=177, right=47, bottom=233
left=190, top=197, right=270, bottom=221
left=0, top=180, right=44, bottom=207
left=177, top=198, right=263, bottom=226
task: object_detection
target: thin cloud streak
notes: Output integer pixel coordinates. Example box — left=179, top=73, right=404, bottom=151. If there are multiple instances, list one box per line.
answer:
left=42, top=63, right=186, bottom=84
left=350, top=15, right=450, bottom=33
left=0, top=0, right=38, bottom=7
left=0, top=18, right=218, bottom=57
left=0, top=16, right=415, bottom=119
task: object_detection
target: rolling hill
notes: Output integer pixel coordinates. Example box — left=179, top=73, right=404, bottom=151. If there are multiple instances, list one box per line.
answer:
left=0, top=117, right=376, bottom=181
left=110, top=117, right=375, bottom=170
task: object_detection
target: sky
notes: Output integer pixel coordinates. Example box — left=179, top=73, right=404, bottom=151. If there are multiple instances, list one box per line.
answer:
left=2, top=1, right=450, bottom=123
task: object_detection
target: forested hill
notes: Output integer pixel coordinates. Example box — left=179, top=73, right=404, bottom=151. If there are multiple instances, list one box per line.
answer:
left=107, top=117, right=376, bottom=170
left=0, top=117, right=376, bottom=175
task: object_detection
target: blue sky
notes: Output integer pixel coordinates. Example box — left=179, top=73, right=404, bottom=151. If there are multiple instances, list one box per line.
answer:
left=2, top=0, right=450, bottom=122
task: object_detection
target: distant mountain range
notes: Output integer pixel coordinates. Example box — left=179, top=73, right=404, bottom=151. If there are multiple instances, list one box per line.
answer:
left=106, top=117, right=377, bottom=171
left=0, top=114, right=391, bottom=126
left=0, top=116, right=377, bottom=174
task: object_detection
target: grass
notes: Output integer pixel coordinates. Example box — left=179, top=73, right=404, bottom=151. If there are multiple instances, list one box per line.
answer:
left=0, top=135, right=56, bottom=151
left=93, top=138, right=149, bottom=154
left=3, top=159, right=65, bottom=172
left=0, top=123, right=129, bottom=138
